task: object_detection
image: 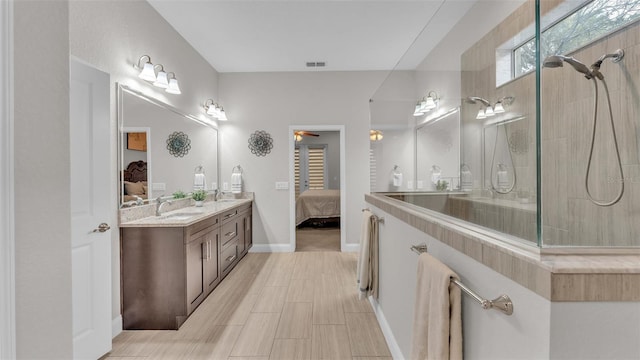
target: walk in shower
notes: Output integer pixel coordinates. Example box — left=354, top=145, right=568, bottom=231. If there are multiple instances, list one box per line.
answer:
left=369, top=0, right=640, bottom=248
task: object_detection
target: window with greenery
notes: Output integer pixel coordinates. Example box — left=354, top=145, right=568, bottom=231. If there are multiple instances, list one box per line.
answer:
left=513, top=0, right=640, bottom=78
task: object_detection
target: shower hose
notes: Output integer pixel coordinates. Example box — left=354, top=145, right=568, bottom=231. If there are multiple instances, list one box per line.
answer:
left=585, top=77, right=624, bottom=206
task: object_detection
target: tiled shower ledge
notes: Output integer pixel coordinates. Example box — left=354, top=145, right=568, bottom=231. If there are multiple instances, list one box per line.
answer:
left=365, top=193, right=640, bottom=302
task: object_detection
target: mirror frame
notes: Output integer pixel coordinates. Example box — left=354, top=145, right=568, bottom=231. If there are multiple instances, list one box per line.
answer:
left=117, top=83, right=219, bottom=207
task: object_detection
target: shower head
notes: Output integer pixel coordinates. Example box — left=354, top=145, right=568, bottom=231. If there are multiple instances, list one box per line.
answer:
left=592, top=49, right=624, bottom=69
left=464, top=96, right=491, bottom=106
left=543, top=54, right=593, bottom=79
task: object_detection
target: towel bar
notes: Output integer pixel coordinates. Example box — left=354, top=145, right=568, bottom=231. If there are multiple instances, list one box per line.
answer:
left=411, top=244, right=513, bottom=315
left=361, top=208, right=384, bottom=223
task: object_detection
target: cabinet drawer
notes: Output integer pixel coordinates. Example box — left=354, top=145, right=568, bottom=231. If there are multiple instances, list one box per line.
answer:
left=221, top=240, right=238, bottom=274
left=185, top=216, right=219, bottom=242
left=221, top=219, right=239, bottom=247
left=221, top=208, right=239, bottom=223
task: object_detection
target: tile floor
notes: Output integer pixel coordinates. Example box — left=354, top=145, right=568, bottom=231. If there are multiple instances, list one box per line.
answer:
left=106, top=252, right=391, bottom=359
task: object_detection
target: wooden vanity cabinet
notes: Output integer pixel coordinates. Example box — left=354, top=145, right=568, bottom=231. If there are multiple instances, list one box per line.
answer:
left=121, top=215, right=219, bottom=330
left=120, top=201, right=252, bottom=330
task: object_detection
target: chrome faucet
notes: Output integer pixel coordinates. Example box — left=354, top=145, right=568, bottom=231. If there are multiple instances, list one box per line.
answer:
left=155, top=197, right=172, bottom=216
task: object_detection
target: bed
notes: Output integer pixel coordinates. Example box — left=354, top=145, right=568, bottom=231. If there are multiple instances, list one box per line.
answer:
left=122, top=160, right=148, bottom=203
left=295, top=189, right=341, bottom=226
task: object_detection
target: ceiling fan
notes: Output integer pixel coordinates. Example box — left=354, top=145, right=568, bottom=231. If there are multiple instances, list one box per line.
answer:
left=294, top=130, right=319, bottom=142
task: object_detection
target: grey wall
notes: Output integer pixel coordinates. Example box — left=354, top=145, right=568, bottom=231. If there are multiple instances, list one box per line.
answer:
left=219, top=71, right=386, bottom=249
left=69, top=0, right=220, bottom=326
left=14, top=1, right=73, bottom=357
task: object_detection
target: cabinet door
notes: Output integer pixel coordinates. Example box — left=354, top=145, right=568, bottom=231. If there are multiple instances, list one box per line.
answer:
left=186, top=236, right=205, bottom=312
left=244, top=212, right=252, bottom=253
left=204, top=229, right=220, bottom=294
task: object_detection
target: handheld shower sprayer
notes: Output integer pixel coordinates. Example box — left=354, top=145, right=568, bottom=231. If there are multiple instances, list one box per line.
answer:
left=542, top=54, right=594, bottom=78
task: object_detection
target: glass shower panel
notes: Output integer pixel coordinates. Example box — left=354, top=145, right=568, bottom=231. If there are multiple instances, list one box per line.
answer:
left=539, top=1, right=640, bottom=247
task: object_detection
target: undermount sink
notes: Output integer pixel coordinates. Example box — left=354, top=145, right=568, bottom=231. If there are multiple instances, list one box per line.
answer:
left=160, top=211, right=203, bottom=220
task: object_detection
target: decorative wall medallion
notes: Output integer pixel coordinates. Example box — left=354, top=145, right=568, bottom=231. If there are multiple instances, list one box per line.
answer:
left=166, top=131, right=191, bottom=157
left=248, top=130, right=273, bottom=157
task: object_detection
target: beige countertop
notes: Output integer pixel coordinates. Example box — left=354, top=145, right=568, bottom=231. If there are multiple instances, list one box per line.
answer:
left=120, top=198, right=252, bottom=228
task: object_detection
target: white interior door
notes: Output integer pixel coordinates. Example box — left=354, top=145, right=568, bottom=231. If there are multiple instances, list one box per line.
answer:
left=70, top=59, right=111, bottom=359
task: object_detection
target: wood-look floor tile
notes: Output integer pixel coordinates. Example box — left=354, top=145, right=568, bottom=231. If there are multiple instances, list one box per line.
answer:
left=276, top=302, right=313, bottom=339
left=109, top=330, right=167, bottom=357
left=270, top=339, right=312, bottom=360
left=313, top=274, right=346, bottom=324
left=230, top=312, right=281, bottom=357
left=352, top=357, right=393, bottom=360
left=311, top=325, right=352, bottom=360
left=292, top=252, right=324, bottom=279
left=205, top=292, right=259, bottom=326
left=341, top=286, right=373, bottom=313
left=265, top=268, right=294, bottom=287
left=345, top=313, right=390, bottom=357
left=252, top=286, right=288, bottom=313
left=228, top=357, right=269, bottom=360
left=286, top=278, right=316, bottom=303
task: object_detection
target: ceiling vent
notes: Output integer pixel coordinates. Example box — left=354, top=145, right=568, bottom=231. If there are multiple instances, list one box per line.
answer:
left=306, top=61, right=326, bottom=68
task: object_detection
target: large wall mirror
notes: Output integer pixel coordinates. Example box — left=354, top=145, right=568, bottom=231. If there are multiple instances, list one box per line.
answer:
left=118, top=84, right=219, bottom=207
left=416, top=108, right=460, bottom=191
left=482, top=116, right=527, bottom=195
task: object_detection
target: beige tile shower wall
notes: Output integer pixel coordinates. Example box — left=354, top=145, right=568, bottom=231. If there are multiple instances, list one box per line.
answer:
left=462, top=0, right=640, bottom=247
left=541, top=21, right=640, bottom=246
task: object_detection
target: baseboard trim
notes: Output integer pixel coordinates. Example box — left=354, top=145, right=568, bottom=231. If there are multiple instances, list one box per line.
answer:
left=112, top=315, right=122, bottom=339
left=342, top=243, right=359, bottom=252
left=369, top=297, right=405, bottom=360
left=249, top=244, right=293, bottom=253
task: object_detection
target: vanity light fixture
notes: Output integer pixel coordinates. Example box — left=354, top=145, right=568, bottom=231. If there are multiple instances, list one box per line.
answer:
left=203, top=99, right=228, bottom=120
left=476, top=109, right=487, bottom=119
left=136, top=55, right=156, bottom=82
left=370, top=129, right=384, bottom=141
left=135, top=55, right=181, bottom=94
left=152, top=65, right=169, bottom=88
left=165, top=73, right=181, bottom=94
left=413, top=102, right=425, bottom=117
left=493, top=96, right=515, bottom=114
left=217, top=107, right=228, bottom=121
left=484, top=105, right=495, bottom=117
left=413, top=91, right=439, bottom=116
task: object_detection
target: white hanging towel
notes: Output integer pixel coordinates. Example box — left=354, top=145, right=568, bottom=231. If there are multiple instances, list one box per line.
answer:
left=194, top=173, right=206, bottom=190
left=231, top=173, right=243, bottom=194
left=392, top=172, right=403, bottom=187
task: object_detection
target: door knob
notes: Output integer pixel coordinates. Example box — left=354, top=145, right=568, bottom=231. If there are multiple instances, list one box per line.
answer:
left=92, top=223, right=111, bottom=233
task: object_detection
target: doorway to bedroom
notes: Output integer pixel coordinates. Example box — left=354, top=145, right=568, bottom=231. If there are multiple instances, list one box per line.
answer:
left=289, top=126, right=345, bottom=252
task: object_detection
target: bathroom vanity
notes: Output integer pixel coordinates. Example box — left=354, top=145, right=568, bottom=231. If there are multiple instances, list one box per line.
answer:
left=120, top=199, right=252, bottom=330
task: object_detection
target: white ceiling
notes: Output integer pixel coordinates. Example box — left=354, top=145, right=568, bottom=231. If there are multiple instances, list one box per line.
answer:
left=147, top=0, right=477, bottom=73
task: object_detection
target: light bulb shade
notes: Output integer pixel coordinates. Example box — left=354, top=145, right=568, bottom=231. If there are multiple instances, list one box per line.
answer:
left=413, top=103, right=424, bottom=116
left=295, top=134, right=303, bottom=142
left=485, top=105, right=495, bottom=116
left=165, top=78, right=181, bottom=94
left=476, top=109, right=486, bottom=119
left=138, top=62, right=156, bottom=82
left=424, top=96, right=437, bottom=110
left=493, top=102, right=505, bottom=113
left=153, top=71, right=169, bottom=88
left=217, top=108, right=228, bottom=121
left=370, top=130, right=383, bottom=141
left=206, top=105, right=217, bottom=116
